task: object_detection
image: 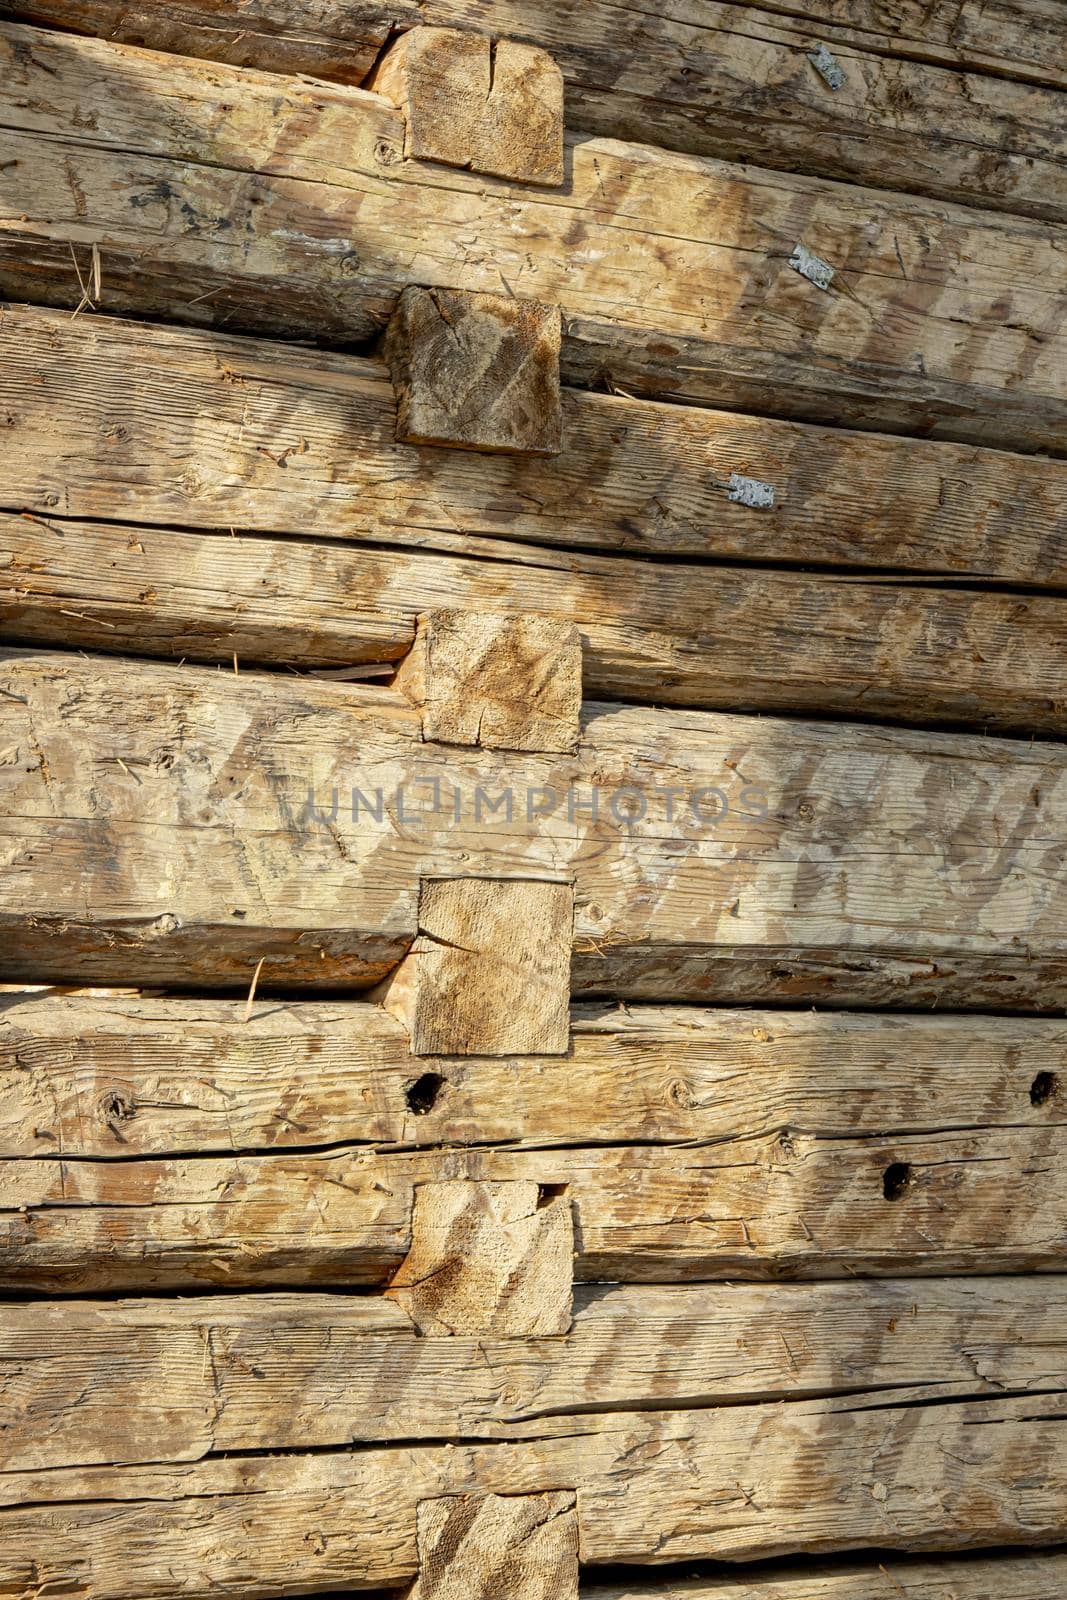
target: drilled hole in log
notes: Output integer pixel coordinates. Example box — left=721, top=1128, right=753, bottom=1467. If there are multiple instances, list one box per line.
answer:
left=405, top=1072, right=446, bottom=1115
left=882, top=1161, right=914, bottom=1201
left=1031, top=1070, right=1060, bottom=1107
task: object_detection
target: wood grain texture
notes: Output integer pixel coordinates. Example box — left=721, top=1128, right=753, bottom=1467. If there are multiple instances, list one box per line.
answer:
left=385, top=1180, right=574, bottom=1334
left=369, top=27, right=565, bottom=187
left=2, top=993, right=1064, bottom=1159
left=7, top=509, right=1067, bottom=735
left=2, top=1279, right=1062, bottom=1469
left=0, top=1393, right=1063, bottom=1591
left=410, top=1493, right=578, bottom=1600
left=590, top=1551, right=1067, bottom=1600
left=2, top=27, right=1065, bottom=450
left=382, top=880, right=573, bottom=1055
left=1, top=0, right=1062, bottom=216
left=395, top=613, right=582, bottom=752
left=2, top=1125, right=1064, bottom=1289
left=3, top=649, right=1067, bottom=1006
left=384, top=287, right=563, bottom=455
left=4, top=306, right=1065, bottom=586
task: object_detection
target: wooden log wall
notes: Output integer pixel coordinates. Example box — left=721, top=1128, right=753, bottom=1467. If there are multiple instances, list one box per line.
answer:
left=0, top=1, right=1065, bottom=1597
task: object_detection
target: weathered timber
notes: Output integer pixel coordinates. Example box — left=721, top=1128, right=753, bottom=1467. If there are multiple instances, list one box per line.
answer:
left=2, top=1125, right=1064, bottom=1289
left=0, top=1393, right=1064, bottom=1591
left=381, top=880, right=574, bottom=1055
left=7, top=509, right=1067, bottom=734
left=2, top=993, right=1065, bottom=1158
left=410, top=1493, right=578, bottom=1600
left=4, top=307, right=1066, bottom=586
left=2, top=1280, right=1062, bottom=1469
left=591, top=1551, right=1067, bottom=1600
left=383, top=288, right=563, bottom=455
left=385, top=1180, right=574, bottom=1334
left=2, top=29, right=1066, bottom=449
left=395, top=614, right=582, bottom=753
left=1, top=1, right=1063, bottom=219
left=3, top=650, right=1066, bottom=1005
left=368, top=27, right=565, bottom=188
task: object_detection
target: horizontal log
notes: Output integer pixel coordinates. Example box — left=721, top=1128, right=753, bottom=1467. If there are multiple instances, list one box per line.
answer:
left=2, top=993, right=1064, bottom=1158
left=4, top=307, right=1066, bottom=585
left=2, top=1, right=1063, bottom=222
left=2, top=1279, right=1062, bottom=1469
left=0, top=1393, right=1063, bottom=1592
left=4, top=0, right=1061, bottom=94
left=2, top=1125, right=1064, bottom=1288
left=591, top=1551, right=1067, bottom=1600
left=6, top=510, right=1067, bottom=732
left=2, top=29, right=1065, bottom=449
left=3, top=650, right=1067, bottom=1006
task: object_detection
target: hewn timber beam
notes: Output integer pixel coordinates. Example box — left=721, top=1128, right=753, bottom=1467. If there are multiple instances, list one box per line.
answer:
left=1, top=28, right=1065, bottom=450
left=2, top=1123, right=1064, bottom=1288
left=0, top=0, right=1063, bottom=220
left=3, top=650, right=1067, bottom=1007
left=3, top=994, right=1063, bottom=1159
left=3, top=307, right=1064, bottom=585
left=1, top=1279, right=1062, bottom=1468
left=6, top=508, right=1067, bottom=734
left=0, top=1394, right=1063, bottom=1593
left=590, top=1551, right=1067, bottom=1600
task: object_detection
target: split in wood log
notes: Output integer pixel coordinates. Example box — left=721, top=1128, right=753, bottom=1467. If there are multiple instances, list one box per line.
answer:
left=2, top=993, right=1064, bottom=1159
left=0, top=1393, right=1064, bottom=1591
left=3, top=649, right=1067, bottom=1006
left=589, top=1550, right=1067, bottom=1600
left=395, top=612, right=582, bottom=752
left=385, top=1180, right=574, bottom=1335
left=380, top=879, right=574, bottom=1055
left=368, top=27, right=564, bottom=187
left=2, top=27, right=1065, bottom=450
left=409, top=1493, right=578, bottom=1600
left=2, top=0, right=1063, bottom=220
left=4, top=307, right=1066, bottom=587
left=6, top=508, right=1067, bottom=734
left=1, top=1279, right=1062, bottom=1469
left=1, top=1125, right=1063, bottom=1289
left=384, top=288, right=563, bottom=455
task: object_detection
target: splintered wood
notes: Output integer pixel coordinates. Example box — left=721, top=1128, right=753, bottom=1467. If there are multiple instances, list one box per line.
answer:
left=370, top=26, right=565, bottom=187
left=385, top=287, right=563, bottom=455
left=397, top=611, right=582, bottom=752
left=382, top=879, right=574, bottom=1055
left=387, top=1180, right=574, bottom=1335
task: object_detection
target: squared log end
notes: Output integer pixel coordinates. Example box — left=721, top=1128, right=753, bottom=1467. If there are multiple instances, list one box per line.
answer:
left=371, top=26, right=565, bottom=187
left=385, top=286, right=563, bottom=456
left=399, top=609, right=582, bottom=754
left=378, top=877, right=574, bottom=1056
left=387, top=1180, right=575, bottom=1336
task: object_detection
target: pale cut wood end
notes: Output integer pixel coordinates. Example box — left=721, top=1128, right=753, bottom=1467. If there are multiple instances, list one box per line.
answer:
left=379, top=877, right=573, bottom=1056
left=388, top=1180, right=575, bottom=1336
left=370, top=25, right=565, bottom=187
left=396, top=609, right=582, bottom=753
left=384, top=286, right=563, bottom=456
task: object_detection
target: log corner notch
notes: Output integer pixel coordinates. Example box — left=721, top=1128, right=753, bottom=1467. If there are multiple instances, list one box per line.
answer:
left=368, top=26, right=565, bottom=188
left=387, top=1180, right=575, bottom=1335
left=384, top=286, right=564, bottom=455
left=378, top=877, right=574, bottom=1056
left=408, top=1492, right=579, bottom=1598
left=395, top=609, right=582, bottom=753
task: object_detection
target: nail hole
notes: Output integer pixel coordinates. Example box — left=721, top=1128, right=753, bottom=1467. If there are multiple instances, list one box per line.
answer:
left=882, top=1162, right=913, bottom=1201
left=1031, top=1071, right=1059, bottom=1107
left=404, top=1072, right=445, bottom=1115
